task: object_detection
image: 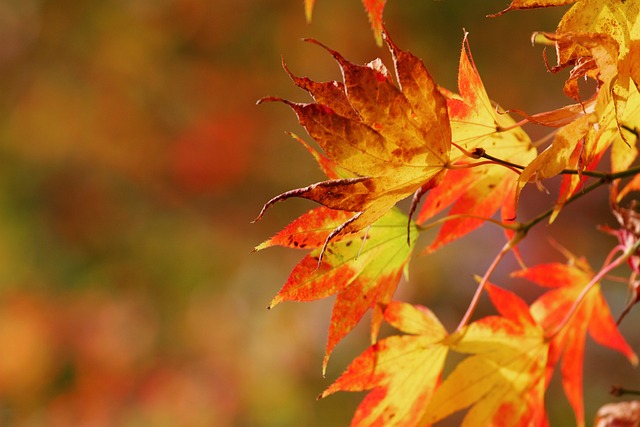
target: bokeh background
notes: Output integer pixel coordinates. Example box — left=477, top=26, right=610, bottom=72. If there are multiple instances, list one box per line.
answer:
left=0, top=0, right=637, bottom=426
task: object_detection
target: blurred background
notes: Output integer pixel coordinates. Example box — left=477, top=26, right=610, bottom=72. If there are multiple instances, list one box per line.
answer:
left=0, top=0, right=637, bottom=426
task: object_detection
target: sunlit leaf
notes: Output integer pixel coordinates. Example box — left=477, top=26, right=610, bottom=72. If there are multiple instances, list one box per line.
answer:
left=417, top=34, right=535, bottom=251
left=513, top=262, right=638, bottom=426
left=261, top=207, right=418, bottom=372
left=320, top=301, right=448, bottom=426
left=256, top=31, right=451, bottom=249
left=422, top=285, right=548, bottom=426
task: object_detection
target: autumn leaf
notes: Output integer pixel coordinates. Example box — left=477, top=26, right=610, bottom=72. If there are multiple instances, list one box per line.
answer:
left=530, top=5, right=638, bottom=179
left=255, top=31, right=451, bottom=254
left=551, top=0, right=640, bottom=106
left=422, top=284, right=548, bottom=426
left=513, top=262, right=638, bottom=426
left=319, top=301, right=448, bottom=427
left=303, top=0, right=387, bottom=45
left=517, top=114, right=596, bottom=208
left=549, top=84, right=638, bottom=219
left=257, top=206, right=419, bottom=372
left=495, top=0, right=639, bottom=105
left=361, top=0, right=387, bottom=45
left=254, top=116, right=420, bottom=372
left=518, top=63, right=640, bottom=222
left=417, top=33, right=535, bottom=252
left=496, top=0, right=640, bottom=218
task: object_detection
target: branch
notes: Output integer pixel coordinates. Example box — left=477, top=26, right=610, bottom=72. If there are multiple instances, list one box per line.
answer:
left=455, top=233, right=524, bottom=331
left=611, top=385, right=640, bottom=397
left=518, top=165, right=640, bottom=235
left=473, top=148, right=640, bottom=180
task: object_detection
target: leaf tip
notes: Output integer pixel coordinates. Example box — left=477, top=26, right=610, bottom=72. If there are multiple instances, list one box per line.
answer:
left=486, top=8, right=510, bottom=18
left=322, top=361, right=328, bottom=378
left=251, top=205, right=267, bottom=223
left=268, top=295, right=283, bottom=310
left=373, top=30, right=383, bottom=47
left=252, top=241, right=270, bottom=252
left=256, top=96, right=283, bottom=106
left=303, top=38, right=345, bottom=64
left=304, top=0, right=315, bottom=22
left=629, top=352, right=639, bottom=367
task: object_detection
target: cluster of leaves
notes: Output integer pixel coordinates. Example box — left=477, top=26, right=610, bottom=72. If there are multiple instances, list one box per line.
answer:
left=256, top=1, right=640, bottom=425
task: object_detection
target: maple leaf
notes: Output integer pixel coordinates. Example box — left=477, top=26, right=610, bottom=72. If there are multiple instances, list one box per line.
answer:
left=551, top=0, right=640, bottom=108
left=303, top=0, right=387, bottom=45
left=549, top=83, right=637, bottom=218
left=496, top=0, right=640, bottom=217
left=255, top=120, right=420, bottom=372
left=319, top=301, right=448, bottom=427
left=417, top=34, right=535, bottom=252
left=495, top=0, right=639, bottom=107
left=256, top=206, right=419, bottom=373
left=422, top=284, right=548, bottom=427
left=498, top=0, right=640, bottom=122
left=517, top=60, right=640, bottom=221
left=255, top=31, right=451, bottom=255
left=513, top=262, right=638, bottom=426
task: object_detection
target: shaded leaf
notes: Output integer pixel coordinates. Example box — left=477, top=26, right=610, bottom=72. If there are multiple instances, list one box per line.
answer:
left=553, top=0, right=640, bottom=101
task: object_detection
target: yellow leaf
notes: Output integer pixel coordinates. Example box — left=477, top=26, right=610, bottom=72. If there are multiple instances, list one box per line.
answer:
left=422, top=285, right=548, bottom=426
left=320, top=301, right=448, bottom=427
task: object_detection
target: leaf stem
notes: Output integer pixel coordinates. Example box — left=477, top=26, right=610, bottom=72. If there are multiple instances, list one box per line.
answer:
left=545, top=238, right=640, bottom=340
left=611, top=384, right=640, bottom=396
left=474, top=151, right=640, bottom=180
left=416, top=213, right=519, bottom=233
left=455, top=237, right=520, bottom=332
left=517, top=164, right=640, bottom=234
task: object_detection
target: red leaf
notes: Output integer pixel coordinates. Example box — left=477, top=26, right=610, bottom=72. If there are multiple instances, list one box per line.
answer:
left=514, top=262, right=638, bottom=426
left=260, top=208, right=419, bottom=373
left=417, top=34, right=535, bottom=252
left=256, top=32, right=450, bottom=246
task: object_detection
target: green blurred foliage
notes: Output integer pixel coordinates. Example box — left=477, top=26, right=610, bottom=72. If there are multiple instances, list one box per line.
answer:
left=0, top=0, right=636, bottom=426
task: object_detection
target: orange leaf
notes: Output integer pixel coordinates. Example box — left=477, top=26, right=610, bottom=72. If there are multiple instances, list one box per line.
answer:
left=417, top=34, right=535, bottom=251
left=513, top=262, right=638, bottom=426
left=362, top=0, right=386, bottom=45
left=320, top=301, right=448, bottom=427
left=256, top=31, right=451, bottom=248
left=422, top=284, right=549, bottom=426
left=261, top=207, right=419, bottom=373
